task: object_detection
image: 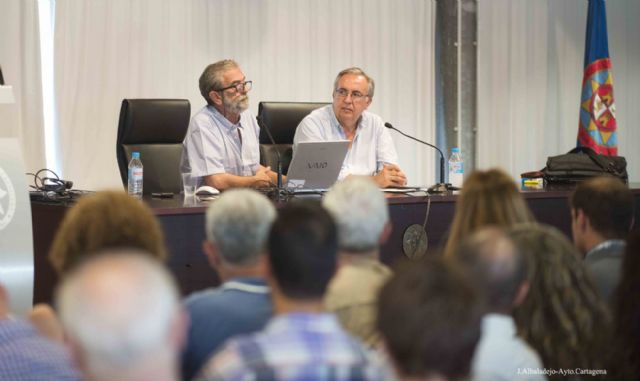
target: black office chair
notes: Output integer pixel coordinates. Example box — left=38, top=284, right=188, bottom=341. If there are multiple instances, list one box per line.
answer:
left=116, top=99, right=190, bottom=194
left=257, top=101, right=329, bottom=175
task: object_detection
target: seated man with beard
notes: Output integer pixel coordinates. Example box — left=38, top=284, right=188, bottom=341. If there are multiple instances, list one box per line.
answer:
left=181, top=59, right=278, bottom=190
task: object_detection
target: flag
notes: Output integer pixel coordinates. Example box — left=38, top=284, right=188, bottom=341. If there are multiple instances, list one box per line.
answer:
left=577, top=0, right=617, bottom=155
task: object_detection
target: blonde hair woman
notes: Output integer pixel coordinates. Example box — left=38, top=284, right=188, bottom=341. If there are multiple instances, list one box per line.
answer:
left=49, top=190, right=167, bottom=274
left=443, top=168, right=534, bottom=257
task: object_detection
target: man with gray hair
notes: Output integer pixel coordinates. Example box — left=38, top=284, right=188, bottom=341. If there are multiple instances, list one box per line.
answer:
left=181, top=188, right=276, bottom=380
left=294, top=67, right=406, bottom=187
left=56, top=250, right=186, bottom=381
left=181, top=59, right=278, bottom=190
left=322, top=177, right=392, bottom=346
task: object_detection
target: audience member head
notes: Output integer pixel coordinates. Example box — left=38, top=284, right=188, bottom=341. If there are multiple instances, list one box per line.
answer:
left=455, top=226, right=528, bottom=314
left=322, top=177, right=390, bottom=254
left=203, top=189, right=276, bottom=276
left=444, top=168, right=534, bottom=256
left=570, top=176, right=634, bottom=254
left=508, top=224, right=610, bottom=374
left=56, top=250, right=186, bottom=381
left=267, top=201, right=337, bottom=302
left=608, top=230, right=640, bottom=379
left=48, top=191, right=167, bottom=274
left=377, top=258, right=483, bottom=381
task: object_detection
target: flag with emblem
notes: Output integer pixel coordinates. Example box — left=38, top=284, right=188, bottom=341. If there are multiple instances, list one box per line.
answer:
left=577, top=0, right=617, bottom=155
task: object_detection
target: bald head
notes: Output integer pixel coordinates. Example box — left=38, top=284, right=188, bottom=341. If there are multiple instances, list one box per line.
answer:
left=455, top=227, right=527, bottom=313
left=56, top=250, right=184, bottom=380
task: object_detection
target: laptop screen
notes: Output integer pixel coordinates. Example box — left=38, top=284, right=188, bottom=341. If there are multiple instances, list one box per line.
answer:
left=286, top=141, right=349, bottom=190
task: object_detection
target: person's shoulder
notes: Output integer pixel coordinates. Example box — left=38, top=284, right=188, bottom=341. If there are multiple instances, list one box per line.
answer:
left=308, top=104, right=332, bottom=117
left=189, top=106, right=219, bottom=131
left=334, top=260, right=390, bottom=288
left=299, top=105, right=329, bottom=123
left=196, top=335, right=256, bottom=381
left=475, top=321, right=542, bottom=366
left=0, top=320, right=81, bottom=380
left=296, top=106, right=333, bottom=140
left=360, top=110, right=386, bottom=130
left=586, top=241, right=626, bottom=261
left=192, top=105, right=214, bottom=120
left=184, top=287, right=226, bottom=310
left=185, top=285, right=271, bottom=316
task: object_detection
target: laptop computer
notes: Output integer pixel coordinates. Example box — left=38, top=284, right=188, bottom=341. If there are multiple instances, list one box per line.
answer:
left=285, top=141, right=349, bottom=192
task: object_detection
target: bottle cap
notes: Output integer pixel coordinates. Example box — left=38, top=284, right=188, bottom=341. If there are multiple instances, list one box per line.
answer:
left=452, top=147, right=460, bottom=153
left=132, top=152, right=140, bottom=159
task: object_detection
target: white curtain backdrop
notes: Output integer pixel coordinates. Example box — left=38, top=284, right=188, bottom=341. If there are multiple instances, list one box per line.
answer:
left=0, top=0, right=46, bottom=174
left=477, top=0, right=640, bottom=182
left=53, top=0, right=436, bottom=190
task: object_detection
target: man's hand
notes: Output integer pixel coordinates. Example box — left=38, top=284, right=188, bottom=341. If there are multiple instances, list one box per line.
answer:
left=253, top=166, right=273, bottom=187
left=373, top=164, right=407, bottom=188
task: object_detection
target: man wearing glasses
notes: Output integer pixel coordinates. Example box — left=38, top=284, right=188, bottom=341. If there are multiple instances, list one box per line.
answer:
left=181, top=60, right=278, bottom=190
left=293, top=67, right=407, bottom=188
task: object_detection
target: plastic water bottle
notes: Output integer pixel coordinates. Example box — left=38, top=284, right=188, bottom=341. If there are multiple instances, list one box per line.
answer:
left=448, top=147, right=464, bottom=188
left=128, top=152, right=143, bottom=199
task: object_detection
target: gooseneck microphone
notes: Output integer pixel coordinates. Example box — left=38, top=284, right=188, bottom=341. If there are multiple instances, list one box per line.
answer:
left=384, top=122, right=450, bottom=193
left=256, top=115, right=283, bottom=190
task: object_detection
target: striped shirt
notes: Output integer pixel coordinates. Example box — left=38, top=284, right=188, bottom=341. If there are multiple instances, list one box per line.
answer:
left=0, top=319, right=81, bottom=381
left=196, top=312, right=392, bottom=381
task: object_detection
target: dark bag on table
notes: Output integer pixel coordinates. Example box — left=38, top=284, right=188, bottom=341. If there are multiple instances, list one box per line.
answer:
left=542, top=147, right=628, bottom=184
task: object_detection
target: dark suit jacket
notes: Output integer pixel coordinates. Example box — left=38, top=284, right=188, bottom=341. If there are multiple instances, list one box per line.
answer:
left=584, top=240, right=626, bottom=303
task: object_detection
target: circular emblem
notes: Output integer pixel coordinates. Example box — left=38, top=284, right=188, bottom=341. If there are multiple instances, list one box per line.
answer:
left=402, top=224, right=428, bottom=260
left=0, top=167, right=17, bottom=231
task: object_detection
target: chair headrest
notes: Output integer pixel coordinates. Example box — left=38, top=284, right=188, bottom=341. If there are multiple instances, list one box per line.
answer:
left=258, top=101, right=329, bottom=144
left=118, top=99, right=190, bottom=144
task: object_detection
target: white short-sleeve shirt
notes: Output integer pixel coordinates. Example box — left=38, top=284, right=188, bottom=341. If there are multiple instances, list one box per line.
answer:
left=180, top=105, right=261, bottom=186
left=293, top=105, right=399, bottom=180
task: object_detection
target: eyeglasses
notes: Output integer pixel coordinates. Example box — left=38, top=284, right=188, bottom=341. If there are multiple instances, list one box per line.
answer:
left=214, top=80, right=253, bottom=93
left=334, top=88, right=369, bottom=102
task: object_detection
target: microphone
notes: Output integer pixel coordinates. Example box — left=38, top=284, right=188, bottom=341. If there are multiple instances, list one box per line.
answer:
left=256, top=115, right=283, bottom=190
left=384, top=122, right=450, bottom=193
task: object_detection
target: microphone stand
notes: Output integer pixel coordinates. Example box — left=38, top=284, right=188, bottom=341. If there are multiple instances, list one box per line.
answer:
left=257, top=115, right=285, bottom=200
left=384, top=122, right=451, bottom=193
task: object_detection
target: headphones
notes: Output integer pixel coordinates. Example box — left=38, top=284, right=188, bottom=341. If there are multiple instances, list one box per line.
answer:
left=28, top=169, right=73, bottom=194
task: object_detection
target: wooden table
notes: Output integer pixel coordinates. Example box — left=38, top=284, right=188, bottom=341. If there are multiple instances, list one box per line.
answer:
left=31, top=185, right=640, bottom=304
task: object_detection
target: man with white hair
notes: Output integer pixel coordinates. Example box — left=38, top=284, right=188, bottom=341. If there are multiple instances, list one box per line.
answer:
left=56, top=251, right=186, bottom=381
left=181, top=189, right=276, bottom=381
left=294, top=67, right=406, bottom=187
left=322, top=177, right=392, bottom=346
